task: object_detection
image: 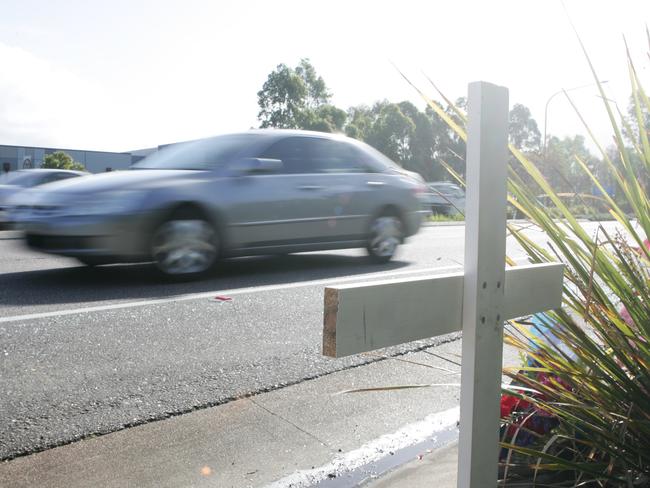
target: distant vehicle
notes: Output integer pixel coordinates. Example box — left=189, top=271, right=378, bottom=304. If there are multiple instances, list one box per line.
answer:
left=421, top=181, right=465, bottom=215
left=0, top=169, right=87, bottom=229
left=16, top=130, right=429, bottom=278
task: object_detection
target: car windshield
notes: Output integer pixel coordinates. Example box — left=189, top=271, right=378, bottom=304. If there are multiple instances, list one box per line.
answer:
left=0, top=171, right=43, bottom=187
left=133, top=135, right=259, bottom=170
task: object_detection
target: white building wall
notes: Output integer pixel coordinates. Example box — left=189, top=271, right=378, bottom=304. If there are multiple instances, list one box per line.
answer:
left=0, top=145, right=134, bottom=173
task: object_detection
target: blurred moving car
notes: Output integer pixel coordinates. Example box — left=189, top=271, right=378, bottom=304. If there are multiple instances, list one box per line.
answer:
left=0, top=169, right=87, bottom=229
left=16, top=130, right=428, bottom=278
left=421, top=181, right=465, bottom=215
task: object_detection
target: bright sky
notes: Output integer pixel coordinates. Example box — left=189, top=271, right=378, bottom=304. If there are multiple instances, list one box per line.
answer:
left=0, top=0, right=648, bottom=153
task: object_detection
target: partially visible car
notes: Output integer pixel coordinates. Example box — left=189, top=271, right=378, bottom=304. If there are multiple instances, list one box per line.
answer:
left=15, top=130, right=429, bottom=278
left=421, top=181, right=465, bottom=215
left=0, top=169, right=87, bottom=229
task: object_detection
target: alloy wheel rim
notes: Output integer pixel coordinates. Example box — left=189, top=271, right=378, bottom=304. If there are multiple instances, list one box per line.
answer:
left=152, top=220, right=217, bottom=275
left=369, top=216, right=402, bottom=257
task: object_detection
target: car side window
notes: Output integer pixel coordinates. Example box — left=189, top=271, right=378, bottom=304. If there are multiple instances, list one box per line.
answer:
left=39, top=173, right=67, bottom=185
left=262, top=137, right=373, bottom=174
left=52, top=173, right=78, bottom=183
left=261, top=137, right=317, bottom=174
left=307, top=139, right=371, bottom=174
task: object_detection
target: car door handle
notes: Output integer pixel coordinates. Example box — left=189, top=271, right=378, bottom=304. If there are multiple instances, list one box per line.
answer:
left=298, top=185, right=324, bottom=191
left=367, top=181, right=385, bottom=187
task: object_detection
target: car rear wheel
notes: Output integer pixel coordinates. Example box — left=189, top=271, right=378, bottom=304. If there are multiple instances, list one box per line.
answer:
left=77, top=256, right=113, bottom=267
left=151, top=216, right=218, bottom=278
left=366, top=213, right=403, bottom=263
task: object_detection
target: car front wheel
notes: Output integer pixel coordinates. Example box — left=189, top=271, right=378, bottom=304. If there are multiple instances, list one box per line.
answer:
left=366, top=214, right=403, bottom=263
left=151, top=217, right=218, bottom=278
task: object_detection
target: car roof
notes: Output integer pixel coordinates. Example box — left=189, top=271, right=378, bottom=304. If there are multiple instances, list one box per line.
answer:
left=196, top=129, right=356, bottom=145
left=159, top=129, right=358, bottom=152
left=245, top=128, right=345, bottom=138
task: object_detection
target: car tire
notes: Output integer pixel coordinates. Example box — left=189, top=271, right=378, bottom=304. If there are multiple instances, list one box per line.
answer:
left=366, top=212, right=403, bottom=263
left=150, top=210, right=219, bottom=279
left=77, top=256, right=113, bottom=267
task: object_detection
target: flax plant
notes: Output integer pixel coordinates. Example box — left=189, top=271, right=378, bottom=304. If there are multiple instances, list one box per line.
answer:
left=413, top=31, right=650, bottom=486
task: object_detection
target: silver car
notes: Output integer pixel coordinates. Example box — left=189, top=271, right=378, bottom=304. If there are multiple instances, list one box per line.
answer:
left=422, top=182, right=465, bottom=216
left=0, top=169, right=86, bottom=229
left=17, top=130, right=427, bottom=278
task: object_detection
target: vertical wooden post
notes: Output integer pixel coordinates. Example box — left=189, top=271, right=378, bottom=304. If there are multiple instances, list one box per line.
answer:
left=457, top=81, right=509, bottom=488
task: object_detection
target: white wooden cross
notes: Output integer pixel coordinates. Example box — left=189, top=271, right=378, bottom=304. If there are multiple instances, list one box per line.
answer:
left=322, top=81, right=564, bottom=488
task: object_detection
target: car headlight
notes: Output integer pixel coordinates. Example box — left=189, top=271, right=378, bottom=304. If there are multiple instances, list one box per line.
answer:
left=61, top=191, right=147, bottom=216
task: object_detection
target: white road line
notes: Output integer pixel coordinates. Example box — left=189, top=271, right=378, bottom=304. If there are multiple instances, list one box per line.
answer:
left=0, top=265, right=462, bottom=324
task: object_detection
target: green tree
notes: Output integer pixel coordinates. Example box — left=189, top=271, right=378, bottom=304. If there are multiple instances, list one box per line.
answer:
left=41, top=151, right=85, bottom=171
left=508, top=103, right=541, bottom=152
left=365, top=101, right=415, bottom=164
left=427, top=97, right=467, bottom=180
left=620, top=93, right=650, bottom=195
left=294, top=59, right=330, bottom=109
left=622, top=91, right=650, bottom=147
left=397, top=101, right=437, bottom=179
left=507, top=103, right=542, bottom=191
left=542, top=135, right=600, bottom=195
left=301, top=104, right=347, bottom=132
left=344, top=105, right=374, bottom=140
left=346, top=101, right=446, bottom=180
left=257, top=58, right=336, bottom=130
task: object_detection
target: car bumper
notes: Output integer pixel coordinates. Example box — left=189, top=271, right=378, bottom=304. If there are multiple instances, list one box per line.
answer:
left=0, top=206, right=14, bottom=229
left=0, top=208, right=11, bottom=230
left=404, top=210, right=428, bottom=236
left=21, top=212, right=156, bottom=260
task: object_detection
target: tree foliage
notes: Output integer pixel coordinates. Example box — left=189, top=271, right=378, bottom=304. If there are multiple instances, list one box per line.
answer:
left=364, top=101, right=416, bottom=165
left=41, top=151, right=85, bottom=171
left=257, top=60, right=487, bottom=180
left=623, top=91, right=650, bottom=146
left=508, top=103, right=541, bottom=152
left=257, top=58, right=333, bottom=130
left=345, top=101, right=446, bottom=180
left=257, top=59, right=598, bottom=189
left=428, top=97, right=467, bottom=180
left=294, top=59, right=330, bottom=110
left=543, top=135, right=599, bottom=192
left=301, top=104, right=347, bottom=132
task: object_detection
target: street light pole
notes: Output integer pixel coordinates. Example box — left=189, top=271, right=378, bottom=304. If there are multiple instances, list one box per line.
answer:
left=542, top=81, right=608, bottom=157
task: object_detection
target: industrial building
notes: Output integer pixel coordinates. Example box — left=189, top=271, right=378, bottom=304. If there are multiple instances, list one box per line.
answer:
left=0, top=144, right=152, bottom=174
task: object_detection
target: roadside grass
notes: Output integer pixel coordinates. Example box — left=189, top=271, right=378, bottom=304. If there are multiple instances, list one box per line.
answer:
left=428, top=208, right=616, bottom=223
left=428, top=212, right=464, bottom=222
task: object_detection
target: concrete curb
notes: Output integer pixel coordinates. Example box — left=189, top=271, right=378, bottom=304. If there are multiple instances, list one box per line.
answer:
left=362, top=441, right=459, bottom=488
left=422, top=219, right=542, bottom=227
left=0, top=230, right=22, bottom=240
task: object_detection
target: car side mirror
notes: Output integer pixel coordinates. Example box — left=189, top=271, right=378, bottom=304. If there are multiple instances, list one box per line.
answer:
left=230, top=158, right=282, bottom=174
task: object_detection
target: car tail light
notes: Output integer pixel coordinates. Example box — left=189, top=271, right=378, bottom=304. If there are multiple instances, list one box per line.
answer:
left=412, top=182, right=427, bottom=195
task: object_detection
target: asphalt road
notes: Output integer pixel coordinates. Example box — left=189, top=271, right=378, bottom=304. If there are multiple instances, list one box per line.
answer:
left=0, top=222, right=609, bottom=461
